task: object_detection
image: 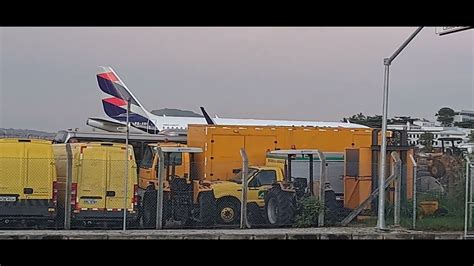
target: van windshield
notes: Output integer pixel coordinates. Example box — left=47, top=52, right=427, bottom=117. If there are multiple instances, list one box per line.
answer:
left=53, top=131, right=68, bottom=143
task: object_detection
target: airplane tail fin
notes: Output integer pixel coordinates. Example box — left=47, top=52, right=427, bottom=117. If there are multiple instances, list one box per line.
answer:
left=96, top=66, right=158, bottom=132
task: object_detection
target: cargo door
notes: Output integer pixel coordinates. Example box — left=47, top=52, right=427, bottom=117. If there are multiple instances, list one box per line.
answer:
left=106, top=146, right=132, bottom=210
left=77, top=146, right=107, bottom=209
left=24, top=142, right=54, bottom=199
left=244, top=135, right=277, bottom=166
left=0, top=141, right=26, bottom=201
left=210, top=135, right=244, bottom=181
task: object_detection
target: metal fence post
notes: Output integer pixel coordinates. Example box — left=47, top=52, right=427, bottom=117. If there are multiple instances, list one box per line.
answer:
left=156, top=147, right=165, bottom=229
left=122, top=98, right=131, bottom=231
left=316, top=150, right=326, bottom=227
left=409, top=154, right=417, bottom=229
left=64, top=143, right=72, bottom=230
left=393, top=152, right=401, bottom=227
left=394, top=153, right=402, bottom=226
left=240, top=148, right=250, bottom=229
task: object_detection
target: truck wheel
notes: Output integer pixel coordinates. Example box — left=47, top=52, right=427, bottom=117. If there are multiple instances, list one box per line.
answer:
left=217, top=198, right=240, bottom=225
left=142, top=188, right=170, bottom=228
left=199, top=191, right=216, bottom=226
left=162, top=191, right=171, bottom=226
left=264, top=186, right=296, bottom=226
left=430, top=159, right=446, bottom=179
left=142, top=188, right=157, bottom=229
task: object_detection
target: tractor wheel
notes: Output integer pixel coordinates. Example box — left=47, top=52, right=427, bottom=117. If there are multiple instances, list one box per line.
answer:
left=430, top=159, right=446, bottom=179
left=216, top=198, right=240, bottom=225
left=199, top=191, right=216, bottom=226
left=264, top=185, right=296, bottom=226
left=142, top=188, right=157, bottom=229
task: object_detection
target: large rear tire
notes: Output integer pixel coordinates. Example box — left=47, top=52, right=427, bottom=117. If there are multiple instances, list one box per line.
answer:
left=264, top=185, right=296, bottom=226
left=430, top=159, right=446, bottom=179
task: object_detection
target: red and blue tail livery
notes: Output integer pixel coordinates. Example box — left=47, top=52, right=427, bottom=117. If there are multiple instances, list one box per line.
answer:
left=96, top=67, right=157, bottom=133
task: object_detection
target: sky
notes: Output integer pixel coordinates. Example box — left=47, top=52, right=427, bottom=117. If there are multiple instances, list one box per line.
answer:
left=0, top=27, right=472, bottom=132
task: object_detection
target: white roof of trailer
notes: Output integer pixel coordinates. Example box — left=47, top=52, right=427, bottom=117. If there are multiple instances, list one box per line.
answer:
left=159, top=147, right=203, bottom=153
left=268, top=149, right=321, bottom=155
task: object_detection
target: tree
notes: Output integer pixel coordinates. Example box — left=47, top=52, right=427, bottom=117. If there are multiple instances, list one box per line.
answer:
left=435, top=107, right=455, bottom=127
left=389, top=116, right=418, bottom=125
left=419, top=132, right=434, bottom=152
left=343, top=113, right=383, bottom=128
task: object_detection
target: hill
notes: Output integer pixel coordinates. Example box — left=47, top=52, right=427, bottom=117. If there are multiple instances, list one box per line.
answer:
left=150, top=108, right=203, bottom=117
left=0, top=128, right=56, bottom=139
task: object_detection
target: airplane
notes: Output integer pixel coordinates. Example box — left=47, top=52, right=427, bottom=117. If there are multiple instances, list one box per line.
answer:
left=88, top=66, right=368, bottom=134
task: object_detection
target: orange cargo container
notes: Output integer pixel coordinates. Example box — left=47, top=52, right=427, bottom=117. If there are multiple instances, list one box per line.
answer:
left=187, top=124, right=373, bottom=181
left=344, top=146, right=415, bottom=210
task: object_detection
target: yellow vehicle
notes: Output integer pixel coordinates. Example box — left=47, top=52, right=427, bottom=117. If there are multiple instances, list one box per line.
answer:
left=212, top=166, right=284, bottom=225
left=53, top=142, right=139, bottom=227
left=188, top=124, right=373, bottom=182
left=138, top=144, right=216, bottom=227
left=0, top=139, right=58, bottom=227
left=212, top=150, right=339, bottom=226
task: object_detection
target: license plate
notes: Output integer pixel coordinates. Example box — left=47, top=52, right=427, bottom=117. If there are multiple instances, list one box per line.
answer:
left=83, top=199, right=98, bottom=204
left=0, top=196, right=17, bottom=202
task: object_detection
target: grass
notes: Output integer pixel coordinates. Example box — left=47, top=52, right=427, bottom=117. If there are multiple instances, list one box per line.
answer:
left=407, top=216, right=464, bottom=231
left=354, top=215, right=464, bottom=231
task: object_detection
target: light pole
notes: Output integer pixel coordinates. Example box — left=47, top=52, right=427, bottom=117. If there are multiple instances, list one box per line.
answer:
left=377, top=27, right=423, bottom=230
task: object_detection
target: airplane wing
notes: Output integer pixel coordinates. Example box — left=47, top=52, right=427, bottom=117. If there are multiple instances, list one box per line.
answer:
left=86, top=117, right=143, bottom=134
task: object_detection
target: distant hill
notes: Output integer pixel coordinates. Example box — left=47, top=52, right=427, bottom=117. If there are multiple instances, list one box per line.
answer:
left=0, top=128, right=56, bottom=140
left=150, top=108, right=203, bottom=117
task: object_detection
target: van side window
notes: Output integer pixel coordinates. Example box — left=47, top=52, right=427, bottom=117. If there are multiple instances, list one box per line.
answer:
left=249, top=170, right=276, bottom=187
left=140, top=147, right=154, bottom=169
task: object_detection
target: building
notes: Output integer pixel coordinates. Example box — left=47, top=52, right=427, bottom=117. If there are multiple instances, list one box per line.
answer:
left=454, top=110, right=474, bottom=123
left=388, top=120, right=471, bottom=148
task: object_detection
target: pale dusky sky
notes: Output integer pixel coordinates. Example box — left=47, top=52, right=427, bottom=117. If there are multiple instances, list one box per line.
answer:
left=0, top=27, right=472, bottom=132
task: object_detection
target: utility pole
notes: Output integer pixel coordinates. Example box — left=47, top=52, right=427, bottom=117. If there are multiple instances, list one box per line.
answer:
left=377, top=27, right=423, bottom=229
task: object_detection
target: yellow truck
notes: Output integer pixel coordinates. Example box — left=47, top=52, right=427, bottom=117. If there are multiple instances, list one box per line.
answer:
left=0, top=139, right=58, bottom=228
left=53, top=142, right=139, bottom=228
left=138, top=143, right=216, bottom=227
left=187, top=124, right=372, bottom=182
left=212, top=150, right=341, bottom=225
left=212, top=165, right=284, bottom=225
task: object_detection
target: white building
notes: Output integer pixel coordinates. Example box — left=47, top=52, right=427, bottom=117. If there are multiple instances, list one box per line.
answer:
left=454, top=110, right=474, bottom=123
left=388, top=120, right=471, bottom=148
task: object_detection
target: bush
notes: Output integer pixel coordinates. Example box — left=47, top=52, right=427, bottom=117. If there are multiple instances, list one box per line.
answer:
left=294, top=197, right=323, bottom=228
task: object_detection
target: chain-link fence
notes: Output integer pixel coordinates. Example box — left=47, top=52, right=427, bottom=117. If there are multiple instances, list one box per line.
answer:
left=398, top=152, right=470, bottom=232
left=1, top=141, right=472, bottom=232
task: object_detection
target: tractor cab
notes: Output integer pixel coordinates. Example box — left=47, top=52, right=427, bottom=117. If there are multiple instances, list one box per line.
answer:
left=139, top=144, right=216, bottom=228
left=438, top=137, right=466, bottom=157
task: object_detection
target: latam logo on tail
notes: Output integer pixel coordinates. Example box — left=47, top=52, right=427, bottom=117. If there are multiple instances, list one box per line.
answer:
left=93, top=66, right=368, bottom=134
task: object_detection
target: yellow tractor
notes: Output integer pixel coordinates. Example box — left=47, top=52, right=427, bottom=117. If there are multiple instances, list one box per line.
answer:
left=138, top=144, right=216, bottom=228
left=426, top=137, right=466, bottom=180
